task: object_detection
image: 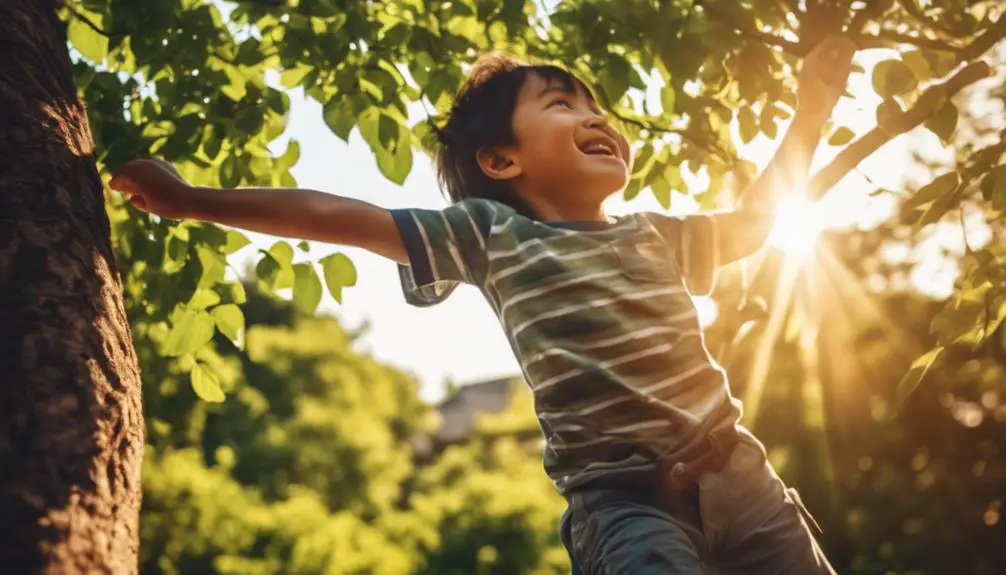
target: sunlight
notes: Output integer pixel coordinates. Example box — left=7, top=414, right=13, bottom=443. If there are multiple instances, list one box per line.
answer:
left=768, top=196, right=827, bottom=258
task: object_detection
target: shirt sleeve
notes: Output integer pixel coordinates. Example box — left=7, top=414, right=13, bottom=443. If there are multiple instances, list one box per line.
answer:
left=389, top=199, right=497, bottom=307
left=642, top=212, right=721, bottom=296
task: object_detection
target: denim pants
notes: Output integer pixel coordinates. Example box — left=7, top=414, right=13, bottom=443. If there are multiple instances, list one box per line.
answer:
left=559, top=429, right=834, bottom=574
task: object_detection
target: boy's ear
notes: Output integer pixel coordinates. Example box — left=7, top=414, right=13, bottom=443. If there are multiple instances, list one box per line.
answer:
left=476, top=146, right=522, bottom=181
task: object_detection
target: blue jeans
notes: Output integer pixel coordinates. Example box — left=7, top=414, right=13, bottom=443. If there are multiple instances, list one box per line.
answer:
left=559, top=429, right=834, bottom=574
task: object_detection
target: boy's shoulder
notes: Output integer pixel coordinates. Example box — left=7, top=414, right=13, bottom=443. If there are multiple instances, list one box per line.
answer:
left=441, top=197, right=522, bottom=231
left=451, top=196, right=517, bottom=217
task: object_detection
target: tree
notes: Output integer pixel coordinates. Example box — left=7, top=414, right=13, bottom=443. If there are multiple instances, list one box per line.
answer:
left=0, top=1, right=144, bottom=572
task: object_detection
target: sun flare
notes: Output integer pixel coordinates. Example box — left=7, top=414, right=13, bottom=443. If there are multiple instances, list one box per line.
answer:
left=767, top=196, right=826, bottom=258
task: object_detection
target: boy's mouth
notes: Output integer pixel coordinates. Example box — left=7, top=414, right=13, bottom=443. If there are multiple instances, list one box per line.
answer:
left=579, top=137, right=620, bottom=159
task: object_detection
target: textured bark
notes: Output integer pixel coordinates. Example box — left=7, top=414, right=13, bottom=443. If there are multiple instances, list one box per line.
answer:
left=0, top=1, right=144, bottom=573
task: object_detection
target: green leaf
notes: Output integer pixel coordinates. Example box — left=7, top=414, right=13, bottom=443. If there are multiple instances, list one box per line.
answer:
left=375, top=126, right=413, bottom=185
left=660, top=85, right=676, bottom=115
left=738, top=106, right=758, bottom=144
left=980, top=165, right=1006, bottom=203
left=319, top=252, right=357, bottom=303
left=222, top=230, right=250, bottom=255
left=255, top=242, right=295, bottom=291
left=323, top=96, right=355, bottom=141
left=904, top=172, right=960, bottom=211
left=378, top=114, right=400, bottom=151
left=220, top=154, right=240, bottom=188
left=276, top=140, right=301, bottom=172
left=188, top=288, right=221, bottom=310
left=190, top=363, right=226, bottom=403
left=759, top=104, right=778, bottom=140
left=68, top=12, right=109, bottom=63
left=623, top=176, right=642, bottom=201
left=914, top=184, right=961, bottom=231
left=256, top=253, right=280, bottom=287
left=163, top=310, right=216, bottom=357
left=901, top=50, right=931, bottom=81
left=269, top=242, right=295, bottom=289
left=650, top=173, right=671, bottom=208
left=280, top=65, right=312, bottom=88
left=297, top=240, right=311, bottom=253
left=268, top=241, right=294, bottom=266
left=357, top=109, right=380, bottom=149
left=292, top=263, right=323, bottom=314
left=214, top=281, right=246, bottom=305
left=873, top=59, right=918, bottom=98
left=828, top=127, right=856, bottom=146
left=203, top=126, right=223, bottom=161
left=599, top=54, right=631, bottom=103
left=923, top=50, right=958, bottom=78
left=896, top=346, right=943, bottom=404
left=630, top=144, right=654, bottom=177
left=924, top=102, right=958, bottom=144
left=876, top=99, right=903, bottom=133
left=195, top=246, right=226, bottom=288
left=359, top=77, right=384, bottom=102
left=211, top=304, right=244, bottom=343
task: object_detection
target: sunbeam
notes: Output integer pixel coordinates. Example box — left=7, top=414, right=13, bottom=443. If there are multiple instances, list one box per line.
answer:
left=743, top=254, right=803, bottom=427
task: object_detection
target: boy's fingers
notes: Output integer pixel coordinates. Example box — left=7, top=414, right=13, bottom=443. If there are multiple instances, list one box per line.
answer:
left=108, top=174, right=135, bottom=193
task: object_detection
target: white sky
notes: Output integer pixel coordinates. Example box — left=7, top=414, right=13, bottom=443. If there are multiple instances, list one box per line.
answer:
left=220, top=46, right=998, bottom=403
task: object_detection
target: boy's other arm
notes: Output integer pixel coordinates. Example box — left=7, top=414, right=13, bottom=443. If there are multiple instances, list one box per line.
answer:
left=712, top=112, right=824, bottom=263
left=109, top=158, right=407, bottom=264
left=712, top=35, right=856, bottom=264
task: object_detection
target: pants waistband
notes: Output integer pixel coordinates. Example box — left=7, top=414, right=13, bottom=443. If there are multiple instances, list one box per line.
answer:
left=572, top=425, right=741, bottom=496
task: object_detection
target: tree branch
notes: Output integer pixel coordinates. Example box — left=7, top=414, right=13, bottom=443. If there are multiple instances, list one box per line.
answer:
left=857, top=28, right=960, bottom=52
left=808, top=61, right=993, bottom=200
left=608, top=108, right=734, bottom=163
left=66, top=4, right=115, bottom=37
left=701, top=0, right=1001, bottom=62
left=961, top=16, right=1006, bottom=61
left=696, top=1, right=805, bottom=56
left=740, top=29, right=804, bottom=56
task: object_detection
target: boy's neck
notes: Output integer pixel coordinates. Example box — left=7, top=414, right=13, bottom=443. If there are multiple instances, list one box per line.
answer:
left=520, top=194, right=610, bottom=224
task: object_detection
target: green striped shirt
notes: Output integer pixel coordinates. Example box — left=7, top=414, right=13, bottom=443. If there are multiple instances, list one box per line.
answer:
left=392, top=199, right=741, bottom=493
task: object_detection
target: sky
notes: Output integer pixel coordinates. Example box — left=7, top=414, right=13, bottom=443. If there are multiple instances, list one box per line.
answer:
left=220, top=43, right=996, bottom=403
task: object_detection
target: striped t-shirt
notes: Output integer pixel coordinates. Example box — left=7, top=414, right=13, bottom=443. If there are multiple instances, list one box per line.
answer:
left=391, top=198, right=742, bottom=494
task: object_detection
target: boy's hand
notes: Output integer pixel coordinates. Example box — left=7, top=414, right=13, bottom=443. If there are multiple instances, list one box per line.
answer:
left=796, top=35, right=857, bottom=124
left=109, top=158, right=196, bottom=219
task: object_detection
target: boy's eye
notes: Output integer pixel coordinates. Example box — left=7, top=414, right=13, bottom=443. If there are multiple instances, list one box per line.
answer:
left=549, top=98, right=573, bottom=109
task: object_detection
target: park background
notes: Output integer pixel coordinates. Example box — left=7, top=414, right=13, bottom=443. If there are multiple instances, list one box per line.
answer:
left=43, top=0, right=1006, bottom=573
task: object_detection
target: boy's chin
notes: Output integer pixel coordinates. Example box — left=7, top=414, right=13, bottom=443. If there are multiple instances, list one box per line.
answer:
left=584, top=174, right=628, bottom=199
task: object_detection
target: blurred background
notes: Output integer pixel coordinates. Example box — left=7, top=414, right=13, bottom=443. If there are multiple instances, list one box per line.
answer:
left=60, top=0, right=1006, bottom=573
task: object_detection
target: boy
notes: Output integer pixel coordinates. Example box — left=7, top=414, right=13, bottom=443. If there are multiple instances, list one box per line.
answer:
left=111, top=35, right=856, bottom=574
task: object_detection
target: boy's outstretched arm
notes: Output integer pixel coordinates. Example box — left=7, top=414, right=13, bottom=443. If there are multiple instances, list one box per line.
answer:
left=713, top=35, right=857, bottom=263
left=109, top=158, right=408, bottom=264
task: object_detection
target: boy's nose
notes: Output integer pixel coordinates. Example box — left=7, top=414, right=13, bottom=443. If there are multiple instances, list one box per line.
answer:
left=583, top=114, right=609, bottom=129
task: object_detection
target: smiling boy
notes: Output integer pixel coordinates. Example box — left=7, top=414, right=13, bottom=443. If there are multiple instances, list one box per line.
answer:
left=112, top=35, right=855, bottom=574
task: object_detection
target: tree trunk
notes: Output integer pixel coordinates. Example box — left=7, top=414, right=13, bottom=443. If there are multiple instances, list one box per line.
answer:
left=0, top=1, right=144, bottom=573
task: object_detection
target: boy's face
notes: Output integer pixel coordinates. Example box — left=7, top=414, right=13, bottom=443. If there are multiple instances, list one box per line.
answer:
left=504, top=73, right=631, bottom=209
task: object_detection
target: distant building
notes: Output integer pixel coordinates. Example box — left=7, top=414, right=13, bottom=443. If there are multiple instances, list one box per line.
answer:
left=412, top=376, right=520, bottom=461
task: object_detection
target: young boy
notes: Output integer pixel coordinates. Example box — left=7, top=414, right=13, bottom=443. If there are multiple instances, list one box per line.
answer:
left=111, top=35, right=855, bottom=574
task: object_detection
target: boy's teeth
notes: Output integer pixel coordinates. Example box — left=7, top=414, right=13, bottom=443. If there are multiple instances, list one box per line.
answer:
left=586, top=144, right=613, bottom=156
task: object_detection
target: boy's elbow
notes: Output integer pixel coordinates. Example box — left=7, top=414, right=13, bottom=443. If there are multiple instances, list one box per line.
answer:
left=715, top=211, right=773, bottom=263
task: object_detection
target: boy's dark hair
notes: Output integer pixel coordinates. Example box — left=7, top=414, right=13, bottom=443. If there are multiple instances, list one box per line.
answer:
left=427, top=53, right=594, bottom=217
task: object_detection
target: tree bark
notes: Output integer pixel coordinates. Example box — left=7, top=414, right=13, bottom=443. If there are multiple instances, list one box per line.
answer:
left=0, top=1, right=144, bottom=573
